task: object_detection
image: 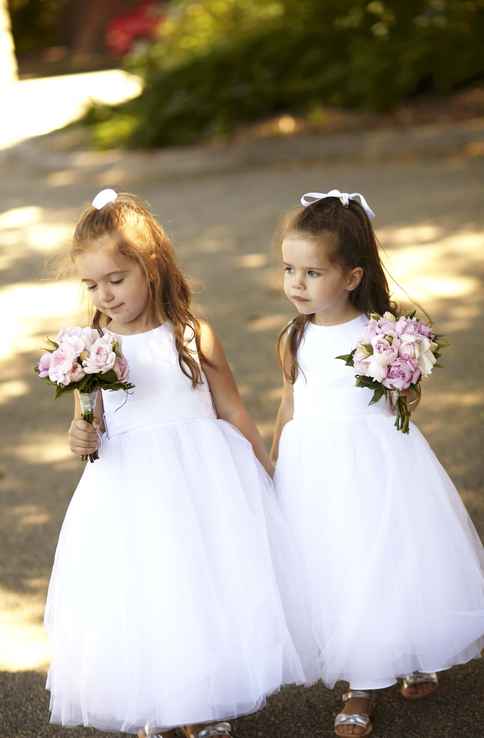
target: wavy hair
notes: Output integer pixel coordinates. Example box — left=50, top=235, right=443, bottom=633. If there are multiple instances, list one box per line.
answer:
left=72, top=192, right=210, bottom=386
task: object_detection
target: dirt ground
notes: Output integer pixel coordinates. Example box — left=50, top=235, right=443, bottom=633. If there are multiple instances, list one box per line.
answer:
left=0, top=132, right=483, bottom=738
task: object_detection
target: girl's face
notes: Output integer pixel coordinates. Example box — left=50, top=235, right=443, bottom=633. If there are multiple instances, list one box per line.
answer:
left=282, top=231, right=362, bottom=323
left=76, top=235, right=153, bottom=334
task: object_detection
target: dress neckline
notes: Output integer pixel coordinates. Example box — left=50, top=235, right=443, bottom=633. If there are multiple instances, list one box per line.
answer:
left=113, top=323, right=167, bottom=338
left=308, top=314, right=367, bottom=330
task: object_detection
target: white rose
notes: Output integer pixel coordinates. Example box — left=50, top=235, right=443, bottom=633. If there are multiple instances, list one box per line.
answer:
left=417, top=348, right=437, bottom=377
left=367, top=354, right=389, bottom=382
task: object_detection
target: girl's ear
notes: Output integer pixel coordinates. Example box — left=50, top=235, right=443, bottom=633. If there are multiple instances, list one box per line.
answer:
left=346, top=266, right=364, bottom=292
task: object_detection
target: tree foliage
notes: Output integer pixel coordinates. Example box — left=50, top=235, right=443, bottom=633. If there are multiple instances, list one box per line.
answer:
left=87, top=0, right=484, bottom=147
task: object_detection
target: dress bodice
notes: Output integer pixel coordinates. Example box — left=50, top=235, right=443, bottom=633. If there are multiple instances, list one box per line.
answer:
left=293, top=314, right=392, bottom=420
left=102, top=323, right=216, bottom=437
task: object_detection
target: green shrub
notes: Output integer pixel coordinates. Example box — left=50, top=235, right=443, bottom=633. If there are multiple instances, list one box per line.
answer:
left=88, top=0, right=484, bottom=147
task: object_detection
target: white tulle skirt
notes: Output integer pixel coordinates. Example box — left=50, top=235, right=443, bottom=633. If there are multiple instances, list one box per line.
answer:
left=45, top=418, right=306, bottom=733
left=275, top=414, right=484, bottom=690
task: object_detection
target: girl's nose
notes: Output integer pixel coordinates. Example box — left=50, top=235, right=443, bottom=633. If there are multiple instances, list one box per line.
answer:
left=293, top=275, right=306, bottom=290
left=100, top=287, right=114, bottom=303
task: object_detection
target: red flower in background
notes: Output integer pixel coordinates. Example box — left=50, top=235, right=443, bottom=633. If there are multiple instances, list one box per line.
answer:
left=106, top=1, right=166, bottom=56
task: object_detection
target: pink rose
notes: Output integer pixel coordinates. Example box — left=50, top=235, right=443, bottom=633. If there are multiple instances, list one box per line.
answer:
left=371, top=336, right=398, bottom=365
left=38, top=352, right=52, bottom=378
left=417, top=322, right=433, bottom=338
left=399, top=335, right=418, bottom=360
left=401, top=319, right=419, bottom=336
left=48, top=345, right=77, bottom=385
left=395, top=317, right=409, bottom=335
left=364, top=319, right=379, bottom=340
left=113, top=355, right=129, bottom=382
left=382, top=358, right=419, bottom=391
left=62, top=335, right=85, bottom=357
left=83, top=338, right=116, bottom=374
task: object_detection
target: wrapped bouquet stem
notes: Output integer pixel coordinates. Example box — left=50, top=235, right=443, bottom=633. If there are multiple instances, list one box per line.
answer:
left=337, top=311, right=445, bottom=434
left=78, top=390, right=101, bottom=463
left=36, top=327, right=134, bottom=462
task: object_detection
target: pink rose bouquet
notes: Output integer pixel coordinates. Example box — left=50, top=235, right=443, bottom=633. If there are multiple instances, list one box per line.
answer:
left=36, top=327, right=134, bottom=461
left=337, top=311, right=445, bottom=433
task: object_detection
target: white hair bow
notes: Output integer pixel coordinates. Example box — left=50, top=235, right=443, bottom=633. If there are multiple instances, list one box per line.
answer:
left=92, top=188, right=118, bottom=209
left=300, top=189, right=375, bottom=219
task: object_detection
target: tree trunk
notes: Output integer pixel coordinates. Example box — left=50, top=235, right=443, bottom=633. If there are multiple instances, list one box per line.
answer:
left=0, top=0, right=18, bottom=88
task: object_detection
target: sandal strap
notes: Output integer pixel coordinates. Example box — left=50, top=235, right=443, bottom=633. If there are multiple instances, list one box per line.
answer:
left=401, top=671, right=438, bottom=688
left=342, top=690, right=373, bottom=702
left=197, top=723, right=232, bottom=738
left=336, top=691, right=374, bottom=731
left=335, top=712, right=371, bottom=729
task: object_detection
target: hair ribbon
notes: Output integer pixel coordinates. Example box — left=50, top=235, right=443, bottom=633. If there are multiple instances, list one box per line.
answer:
left=300, top=189, right=375, bottom=219
left=92, top=189, right=118, bottom=209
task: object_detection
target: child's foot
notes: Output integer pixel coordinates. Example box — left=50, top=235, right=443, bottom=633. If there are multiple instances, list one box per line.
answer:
left=334, top=690, right=375, bottom=737
left=400, top=671, right=438, bottom=699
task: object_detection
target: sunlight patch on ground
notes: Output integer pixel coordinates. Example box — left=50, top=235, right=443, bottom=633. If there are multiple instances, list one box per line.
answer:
left=0, top=585, right=49, bottom=671
left=0, top=380, right=29, bottom=405
left=0, top=206, right=74, bottom=274
left=237, top=253, right=269, bottom=268
left=0, top=69, right=142, bottom=150
left=0, top=280, right=84, bottom=362
left=0, top=206, right=43, bottom=229
left=9, top=503, right=51, bottom=528
left=13, top=435, right=72, bottom=465
left=374, top=226, right=482, bottom=306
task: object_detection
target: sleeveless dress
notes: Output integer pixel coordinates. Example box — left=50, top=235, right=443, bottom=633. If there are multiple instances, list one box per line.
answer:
left=275, top=314, right=484, bottom=690
left=44, top=323, right=305, bottom=733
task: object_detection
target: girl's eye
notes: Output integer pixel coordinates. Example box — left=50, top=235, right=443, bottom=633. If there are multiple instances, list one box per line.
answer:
left=86, top=284, right=97, bottom=291
left=283, top=266, right=293, bottom=273
left=110, top=279, right=123, bottom=285
left=307, top=270, right=321, bottom=278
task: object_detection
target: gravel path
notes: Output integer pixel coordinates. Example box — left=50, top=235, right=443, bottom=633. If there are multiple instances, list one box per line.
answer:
left=0, top=128, right=483, bottom=738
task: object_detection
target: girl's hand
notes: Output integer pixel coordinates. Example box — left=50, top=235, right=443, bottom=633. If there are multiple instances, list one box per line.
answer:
left=69, top=419, right=100, bottom=457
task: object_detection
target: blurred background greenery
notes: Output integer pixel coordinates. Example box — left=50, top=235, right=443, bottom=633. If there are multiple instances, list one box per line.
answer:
left=3, top=0, right=484, bottom=148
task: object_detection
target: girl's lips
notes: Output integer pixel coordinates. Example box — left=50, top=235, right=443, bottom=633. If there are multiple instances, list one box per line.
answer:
left=292, top=296, right=310, bottom=302
left=108, top=304, right=124, bottom=312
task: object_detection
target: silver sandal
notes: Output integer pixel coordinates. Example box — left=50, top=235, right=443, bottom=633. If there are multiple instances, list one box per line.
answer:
left=400, top=671, right=438, bottom=699
left=334, top=690, right=375, bottom=737
left=196, top=723, right=233, bottom=738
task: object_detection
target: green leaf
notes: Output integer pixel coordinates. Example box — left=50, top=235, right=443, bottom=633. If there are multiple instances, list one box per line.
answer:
left=355, top=375, right=380, bottom=391
left=335, top=350, right=355, bottom=366
left=369, top=386, right=385, bottom=405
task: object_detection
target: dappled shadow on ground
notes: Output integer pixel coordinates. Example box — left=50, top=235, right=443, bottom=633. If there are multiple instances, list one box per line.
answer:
left=0, top=151, right=483, bottom=733
left=0, top=660, right=483, bottom=738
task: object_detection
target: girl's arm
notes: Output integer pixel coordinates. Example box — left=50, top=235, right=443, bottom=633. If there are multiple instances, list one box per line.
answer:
left=270, top=332, right=294, bottom=463
left=200, top=321, right=274, bottom=477
left=270, top=379, right=293, bottom=464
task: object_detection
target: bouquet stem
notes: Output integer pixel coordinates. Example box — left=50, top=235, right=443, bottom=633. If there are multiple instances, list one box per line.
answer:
left=395, top=395, right=411, bottom=434
left=78, top=391, right=99, bottom=463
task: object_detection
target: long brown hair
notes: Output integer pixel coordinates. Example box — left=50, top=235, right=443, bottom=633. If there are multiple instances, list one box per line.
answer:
left=277, top=195, right=395, bottom=383
left=72, top=192, right=210, bottom=387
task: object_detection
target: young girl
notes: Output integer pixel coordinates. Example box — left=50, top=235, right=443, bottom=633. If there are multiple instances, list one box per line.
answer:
left=271, top=190, right=484, bottom=737
left=44, top=189, right=305, bottom=738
